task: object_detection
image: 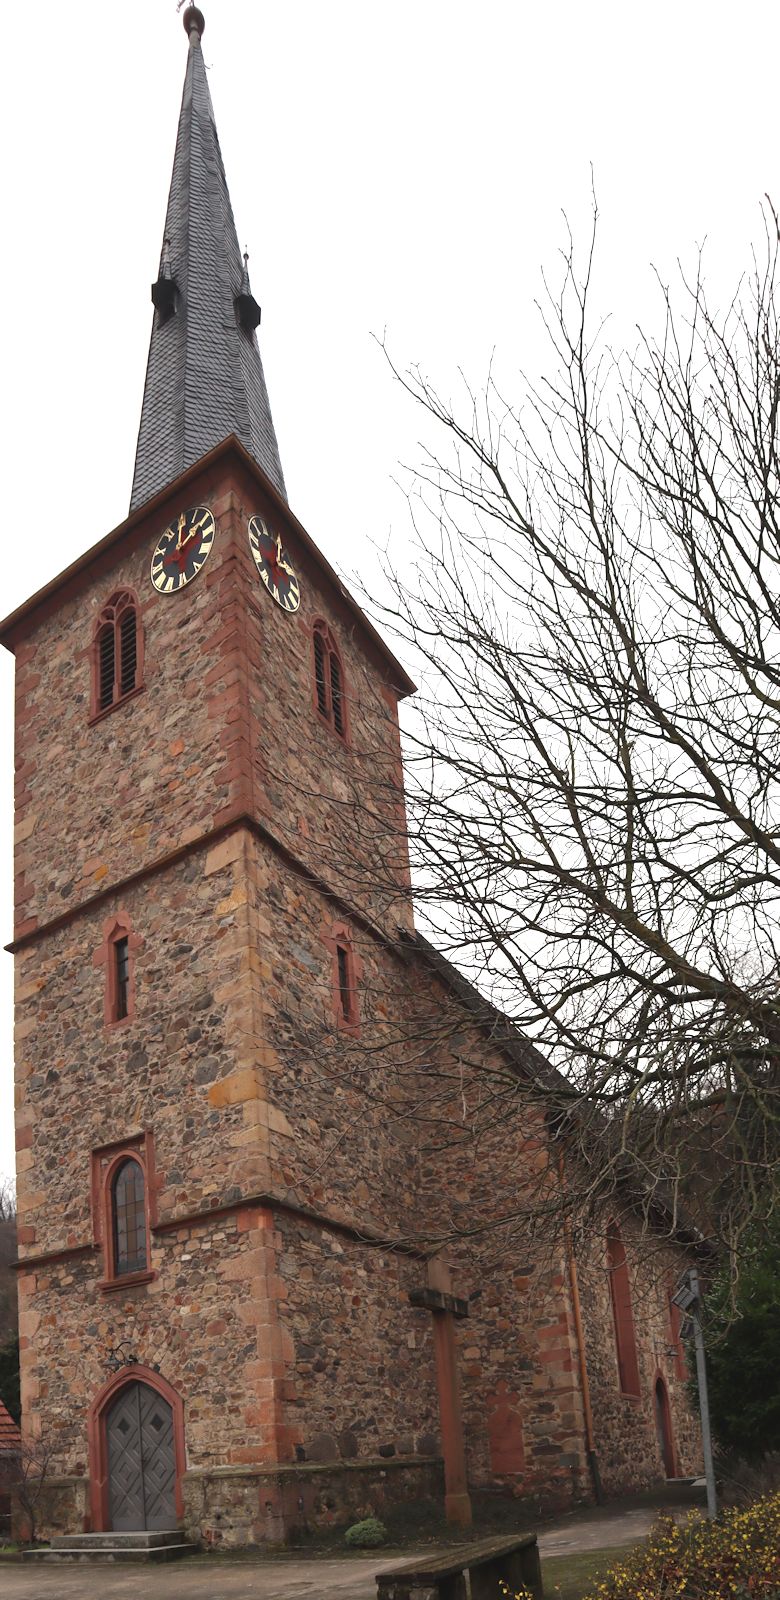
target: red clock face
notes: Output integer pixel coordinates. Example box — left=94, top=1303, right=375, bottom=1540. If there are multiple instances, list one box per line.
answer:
left=248, top=516, right=301, bottom=613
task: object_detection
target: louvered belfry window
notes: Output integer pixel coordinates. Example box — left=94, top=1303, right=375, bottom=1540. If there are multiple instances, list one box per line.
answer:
left=112, top=1158, right=148, bottom=1277
left=93, top=591, right=141, bottom=715
left=330, top=653, right=345, bottom=735
left=119, top=607, right=138, bottom=696
left=314, top=629, right=328, bottom=717
left=313, top=623, right=347, bottom=740
left=98, top=625, right=115, bottom=710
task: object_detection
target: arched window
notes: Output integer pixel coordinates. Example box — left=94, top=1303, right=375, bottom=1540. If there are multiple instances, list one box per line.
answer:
left=312, top=622, right=348, bottom=739
left=606, top=1222, right=640, bottom=1396
left=92, top=1133, right=156, bottom=1292
left=111, top=1158, right=148, bottom=1278
left=91, top=591, right=143, bottom=718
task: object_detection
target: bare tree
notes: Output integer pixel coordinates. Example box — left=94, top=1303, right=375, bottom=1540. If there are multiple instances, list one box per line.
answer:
left=11, top=1436, right=55, bottom=1547
left=362, top=204, right=780, bottom=1259
left=0, top=1181, right=17, bottom=1355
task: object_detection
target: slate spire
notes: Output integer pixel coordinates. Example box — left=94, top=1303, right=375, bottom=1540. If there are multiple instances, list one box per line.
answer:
left=130, top=5, right=286, bottom=512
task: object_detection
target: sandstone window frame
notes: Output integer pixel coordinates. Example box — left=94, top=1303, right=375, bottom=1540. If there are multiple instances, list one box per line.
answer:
left=92, top=1132, right=157, bottom=1294
left=606, top=1220, right=641, bottom=1398
left=89, top=588, right=145, bottom=723
left=93, top=909, right=142, bottom=1028
left=312, top=619, right=349, bottom=743
left=323, top=919, right=362, bottom=1033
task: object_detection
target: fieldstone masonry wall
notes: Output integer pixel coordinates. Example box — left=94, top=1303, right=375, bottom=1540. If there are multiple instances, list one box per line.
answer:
left=7, top=445, right=702, bottom=1546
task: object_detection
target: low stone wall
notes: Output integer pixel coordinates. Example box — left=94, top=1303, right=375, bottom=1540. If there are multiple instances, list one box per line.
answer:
left=18, top=1474, right=89, bottom=1542
left=183, top=1455, right=445, bottom=1548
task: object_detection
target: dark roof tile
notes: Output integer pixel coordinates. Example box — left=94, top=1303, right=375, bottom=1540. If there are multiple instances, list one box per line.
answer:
left=0, top=1399, right=20, bottom=1454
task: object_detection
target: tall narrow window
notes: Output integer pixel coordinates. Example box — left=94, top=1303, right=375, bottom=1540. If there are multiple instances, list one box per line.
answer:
left=330, top=653, right=345, bottom=736
left=312, top=622, right=348, bottom=740
left=91, top=591, right=143, bottom=719
left=115, top=938, right=130, bottom=1021
left=119, top=607, right=138, bottom=696
left=94, top=911, right=139, bottom=1027
left=314, top=629, right=328, bottom=718
left=112, top=1158, right=148, bottom=1277
left=336, top=942, right=354, bottom=1022
left=98, top=624, right=115, bottom=711
left=329, top=926, right=359, bottom=1029
left=607, top=1222, right=641, bottom=1396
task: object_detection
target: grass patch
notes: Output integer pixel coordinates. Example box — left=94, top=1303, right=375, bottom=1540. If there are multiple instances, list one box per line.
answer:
left=541, top=1543, right=638, bottom=1600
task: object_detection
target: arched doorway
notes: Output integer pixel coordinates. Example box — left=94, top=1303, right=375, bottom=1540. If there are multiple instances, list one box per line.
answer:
left=88, top=1366, right=185, bottom=1531
left=654, top=1375, right=676, bottom=1479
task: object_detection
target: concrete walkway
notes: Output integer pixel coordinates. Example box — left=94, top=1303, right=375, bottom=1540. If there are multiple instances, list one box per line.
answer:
left=0, top=1501, right=696, bottom=1600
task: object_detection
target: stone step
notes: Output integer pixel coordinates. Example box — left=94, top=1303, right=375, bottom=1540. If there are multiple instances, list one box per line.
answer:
left=25, top=1540, right=197, bottom=1564
left=51, top=1530, right=183, bottom=1550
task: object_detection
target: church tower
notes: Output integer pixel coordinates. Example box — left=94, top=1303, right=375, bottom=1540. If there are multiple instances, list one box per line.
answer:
left=2, top=6, right=703, bottom=1549
left=0, top=6, right=443, bottom=1545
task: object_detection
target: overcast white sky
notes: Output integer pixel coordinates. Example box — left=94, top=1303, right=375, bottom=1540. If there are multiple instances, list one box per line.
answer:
left=1, top=0, right=778, bottom=1186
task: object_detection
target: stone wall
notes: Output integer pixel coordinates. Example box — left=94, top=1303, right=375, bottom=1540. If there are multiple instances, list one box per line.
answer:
left=183, top=1458, right=444, bottom=1548
left=273, top=1214, right=439, bottom=1464
left=14, top=844, right=268, bottom=1262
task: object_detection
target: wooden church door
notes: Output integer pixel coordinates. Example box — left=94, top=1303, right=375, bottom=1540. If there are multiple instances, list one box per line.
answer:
left=106, top=1381, right=176, bottom=1530
left=654, top=1376, right=676, bottom=1479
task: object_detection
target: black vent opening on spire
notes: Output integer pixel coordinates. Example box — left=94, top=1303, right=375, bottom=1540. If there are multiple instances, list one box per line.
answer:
left=152, top=236, right=178, bottom=324
left=151, top=277, right=178, bottom=322
left=236, top=290, right=262, bottom=336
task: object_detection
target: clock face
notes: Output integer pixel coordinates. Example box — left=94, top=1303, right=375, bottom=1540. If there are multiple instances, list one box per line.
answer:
left=150, top=506, right=216, bottom=594
left=248, top=515, right=301, bottom=613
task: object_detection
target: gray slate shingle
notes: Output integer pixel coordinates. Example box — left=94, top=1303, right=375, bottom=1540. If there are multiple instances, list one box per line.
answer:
left=129, top=25, right=286, bottom=513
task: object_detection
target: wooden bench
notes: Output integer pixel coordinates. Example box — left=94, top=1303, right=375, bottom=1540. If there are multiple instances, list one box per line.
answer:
left=376, top=1532, right=543, bottom=1600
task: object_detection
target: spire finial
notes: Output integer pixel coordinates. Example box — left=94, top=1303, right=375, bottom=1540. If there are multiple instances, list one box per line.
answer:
left=181, top=5, right=205, bottom=40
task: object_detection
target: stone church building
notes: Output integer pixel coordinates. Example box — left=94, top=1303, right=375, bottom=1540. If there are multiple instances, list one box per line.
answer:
left=3, top=8, right=700, bottom=1546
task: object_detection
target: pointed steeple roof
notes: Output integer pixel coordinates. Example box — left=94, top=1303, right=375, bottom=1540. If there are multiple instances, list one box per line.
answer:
left=130, top=6, right=286, bottom=513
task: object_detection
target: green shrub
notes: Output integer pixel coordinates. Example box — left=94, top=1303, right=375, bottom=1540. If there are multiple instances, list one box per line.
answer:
left=343, top=1516, right=388, bottom=1548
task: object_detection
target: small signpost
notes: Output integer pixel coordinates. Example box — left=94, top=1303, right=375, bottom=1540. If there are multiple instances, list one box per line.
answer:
left=672, top=1267, right=717, bottom=1519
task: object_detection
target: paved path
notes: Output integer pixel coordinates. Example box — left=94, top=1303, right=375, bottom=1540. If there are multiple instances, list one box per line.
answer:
left=0, top=1502, right=696, bottom=1599
left=538, top=1504, right=679, bottom=1556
